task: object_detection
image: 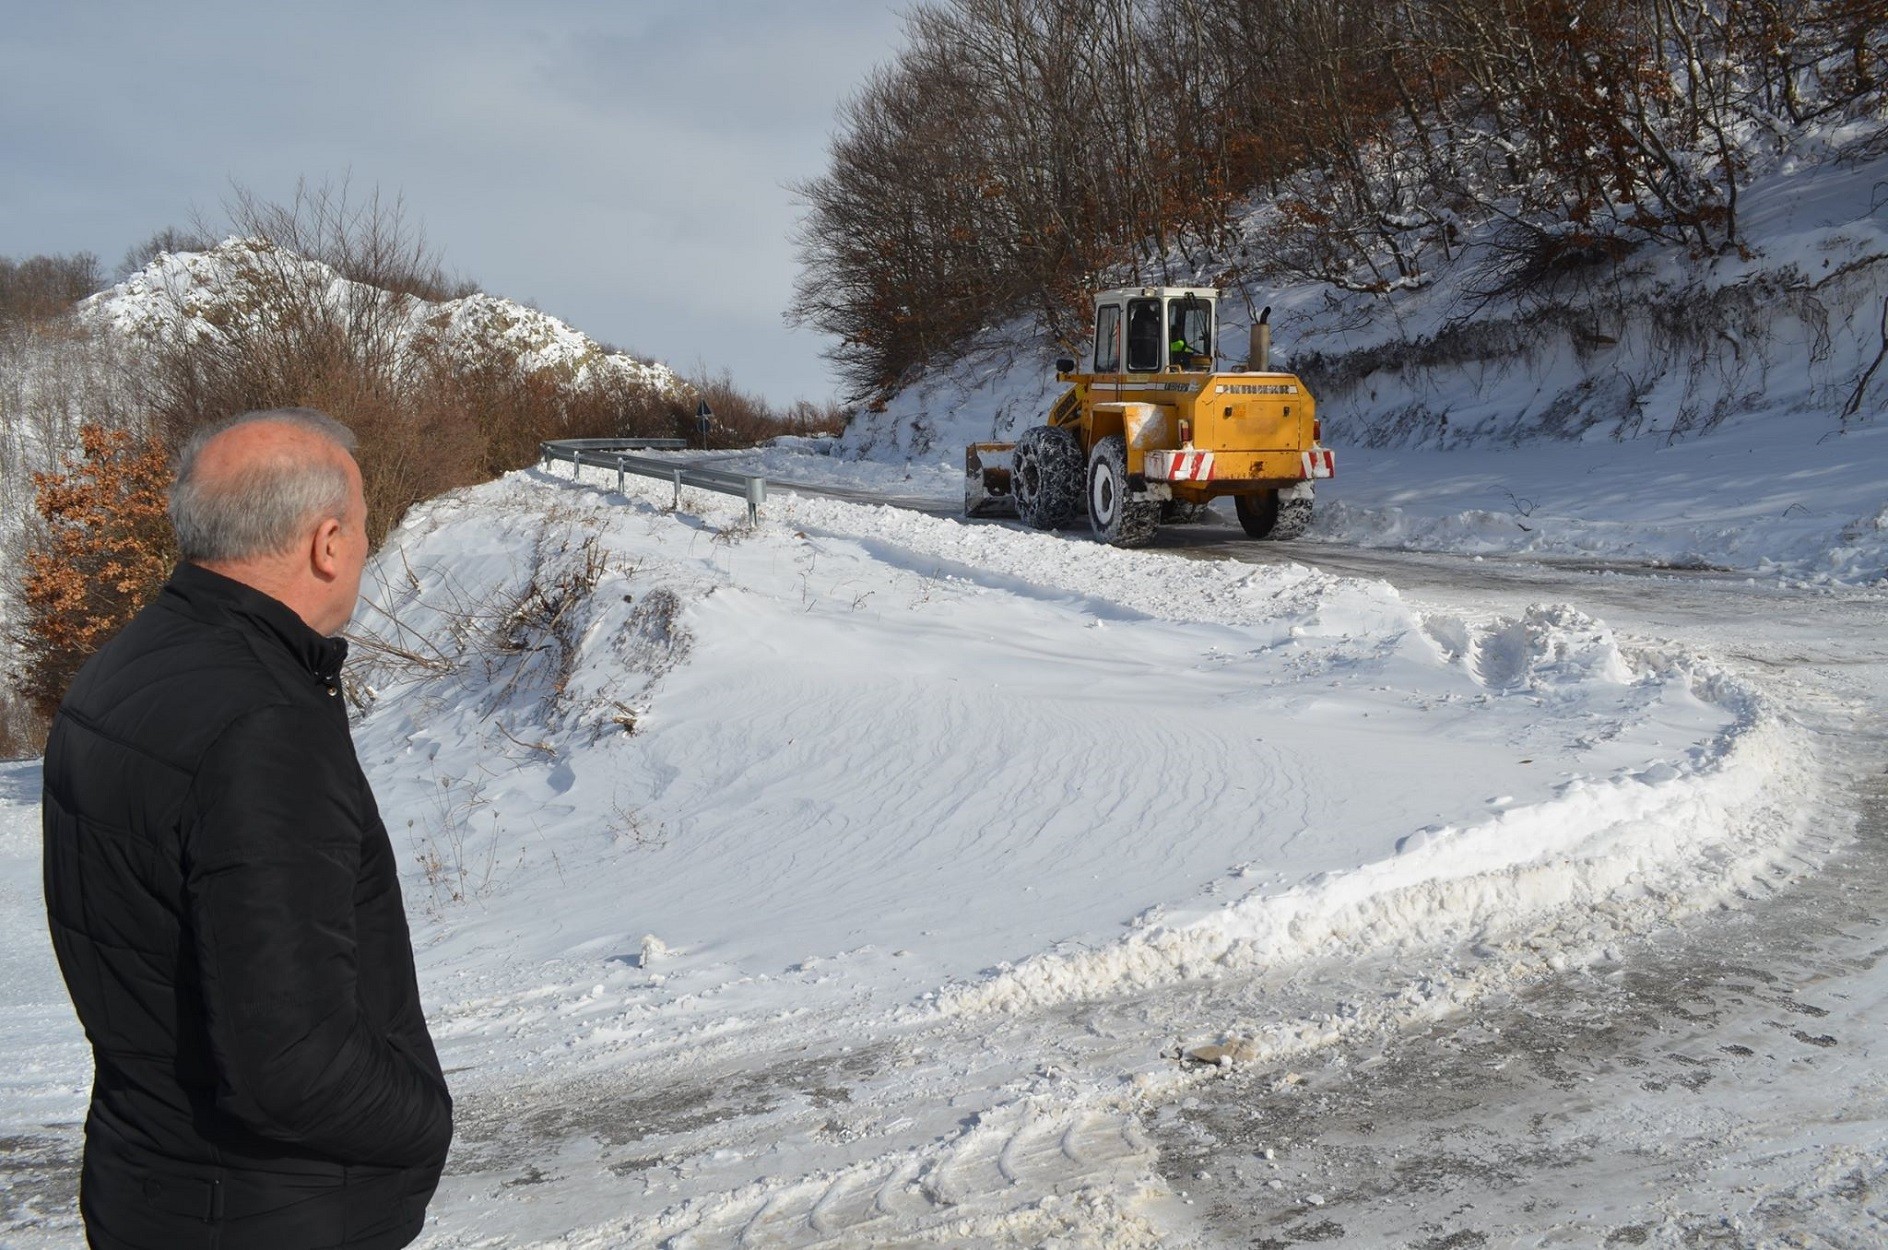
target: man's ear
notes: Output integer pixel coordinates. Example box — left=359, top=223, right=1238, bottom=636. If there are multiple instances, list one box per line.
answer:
left=310, top=516, right=344, bottom=580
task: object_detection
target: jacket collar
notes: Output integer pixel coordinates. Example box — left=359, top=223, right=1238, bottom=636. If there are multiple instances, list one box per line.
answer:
left=163, top=562, right=349, bottom=684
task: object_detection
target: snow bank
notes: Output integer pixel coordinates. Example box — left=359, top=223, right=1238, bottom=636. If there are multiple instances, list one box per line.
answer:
left=934, top=656, right=1799, bottom=1018
left=1312, top=422, right=1888, bottom=584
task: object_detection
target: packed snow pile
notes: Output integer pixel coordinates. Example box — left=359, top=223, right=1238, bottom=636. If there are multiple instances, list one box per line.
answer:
left=77, top=237, right=684, bottom=397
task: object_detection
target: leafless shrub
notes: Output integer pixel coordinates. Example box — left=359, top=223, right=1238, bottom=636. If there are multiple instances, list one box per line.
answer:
left=1461, top=225, right=1646, bottom=306
left=614, top=587, right=692, bottom=679
left=407, top=768, right=504, bottom=910
left=137, top=221, right=460, bottom=545
left=689, top=369, right=848, bottom=447
left=0, top=692, right=43, bottom=761
left=489, top=531, right=611, bottom=714
left=606, top=790, right=667, bottom=851
left=213, top=176, right=469, bottom=302
left=0, top=320, right=142, bottom=528
left=426, top=348, right=672, bottom=476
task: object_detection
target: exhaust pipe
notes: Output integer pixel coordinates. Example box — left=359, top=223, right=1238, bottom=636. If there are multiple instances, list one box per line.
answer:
left=1249, top=306, right=1272, bottom=373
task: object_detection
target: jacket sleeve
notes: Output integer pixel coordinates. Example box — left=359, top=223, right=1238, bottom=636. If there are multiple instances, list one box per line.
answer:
left=182, top=702, right=452, bottom=1167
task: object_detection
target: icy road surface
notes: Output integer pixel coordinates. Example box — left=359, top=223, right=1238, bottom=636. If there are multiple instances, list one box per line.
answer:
left=0, top=455, right=1878, bottom=1247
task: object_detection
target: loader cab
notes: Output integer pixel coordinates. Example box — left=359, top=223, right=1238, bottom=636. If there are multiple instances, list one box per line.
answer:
left=1092, top=286, right=1216, bottom=374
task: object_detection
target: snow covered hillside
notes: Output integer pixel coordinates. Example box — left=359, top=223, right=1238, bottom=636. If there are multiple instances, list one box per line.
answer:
left=0, top=239, right=687, bottom=650
left=0, top=454, right=1828, bottom=1245
left=821, top=132, right=1888, bottom=585
left=78, top=238, right=684, bottom=397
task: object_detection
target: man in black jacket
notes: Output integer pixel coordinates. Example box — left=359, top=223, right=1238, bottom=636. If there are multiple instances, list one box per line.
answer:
left=42, top=408, right=452, bottom=1249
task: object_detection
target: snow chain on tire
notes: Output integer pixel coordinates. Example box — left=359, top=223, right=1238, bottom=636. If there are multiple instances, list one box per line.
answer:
left=1270, top=495, right=1313, bottom=540
left=1087, top=435, right=1160, bottom=547
left=1012, top=426, right=1083, bottom=529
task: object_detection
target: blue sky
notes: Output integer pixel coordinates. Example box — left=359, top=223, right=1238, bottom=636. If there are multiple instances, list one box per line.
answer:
left=0, top=1, right=909, bottom=402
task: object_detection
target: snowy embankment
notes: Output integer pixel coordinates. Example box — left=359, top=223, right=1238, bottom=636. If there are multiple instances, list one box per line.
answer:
left=0, top=460, right=1825, bottom=1245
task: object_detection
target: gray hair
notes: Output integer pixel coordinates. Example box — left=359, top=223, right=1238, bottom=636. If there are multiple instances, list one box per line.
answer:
left=168, top=408, right=361, bottom=563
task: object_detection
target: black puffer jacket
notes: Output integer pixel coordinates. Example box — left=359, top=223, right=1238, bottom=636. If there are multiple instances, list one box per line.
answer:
left=42, top=563, right=452, bottom=1250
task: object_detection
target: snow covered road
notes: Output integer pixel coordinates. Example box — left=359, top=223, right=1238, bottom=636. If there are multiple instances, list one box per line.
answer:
left=1147, top=523, right=1888, bottom=1247
left=411, top=465, right=1877, bottom=1247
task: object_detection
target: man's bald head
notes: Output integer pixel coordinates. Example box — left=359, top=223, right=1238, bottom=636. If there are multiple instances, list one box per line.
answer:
left=169, top=409, right=360, bottom=564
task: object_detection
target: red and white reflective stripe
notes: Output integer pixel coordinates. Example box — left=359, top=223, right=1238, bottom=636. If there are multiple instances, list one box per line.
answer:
left=1145, top=449, right=1215, bottom=481
left=1301, top=449, right=1336, bottom=479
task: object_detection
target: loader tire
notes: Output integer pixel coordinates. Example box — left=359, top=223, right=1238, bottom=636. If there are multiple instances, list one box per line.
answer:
left=1087, top=435, right=1160, bottom=548
left=1236, top=489, right=1314, bottom=540
left=1012, top=425, right=1083, bottom=529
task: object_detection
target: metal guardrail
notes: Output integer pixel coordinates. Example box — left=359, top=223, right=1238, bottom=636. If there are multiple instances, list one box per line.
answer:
left=539, top=439, right=769, bottom=524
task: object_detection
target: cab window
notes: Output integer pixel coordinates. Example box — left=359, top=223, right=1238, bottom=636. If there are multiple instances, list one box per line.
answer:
left=1126, top=299, right=1163, bottom=372
left=1167, top=300, right=1212, bottom=364
left=1093, top=304, right=1121, bottom=372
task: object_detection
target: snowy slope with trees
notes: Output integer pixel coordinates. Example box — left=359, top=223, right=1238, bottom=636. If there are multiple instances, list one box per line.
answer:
left=751, top=137, right=1888, bottom=586
left=0, top=231, right=701, bottom=755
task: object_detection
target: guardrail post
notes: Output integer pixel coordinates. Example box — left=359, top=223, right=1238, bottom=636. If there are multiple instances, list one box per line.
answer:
left=616, top=456, right=626, bottom=494
left=672, top=469, right=683, bottom=510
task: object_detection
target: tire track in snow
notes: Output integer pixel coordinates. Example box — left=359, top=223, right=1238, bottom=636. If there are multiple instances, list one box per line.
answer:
left=643, top=1101, right=1161, bottom=1249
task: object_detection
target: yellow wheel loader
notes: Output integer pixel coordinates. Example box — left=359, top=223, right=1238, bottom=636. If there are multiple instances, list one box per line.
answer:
left=964, top=286, right=1334, bottom=547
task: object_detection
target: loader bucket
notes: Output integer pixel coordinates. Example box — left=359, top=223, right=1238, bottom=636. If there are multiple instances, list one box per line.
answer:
left=964, top=442, right=1018, bottom=517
